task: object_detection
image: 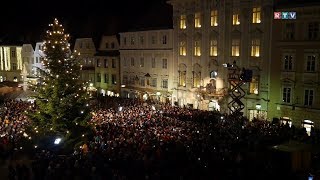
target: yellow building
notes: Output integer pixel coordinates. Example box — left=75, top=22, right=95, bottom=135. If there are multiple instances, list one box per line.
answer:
left=269, top=2, right=320, bottom=130
left=94, top=35, right=120, bottom=96
left=169, top=0, right=273, bottom=117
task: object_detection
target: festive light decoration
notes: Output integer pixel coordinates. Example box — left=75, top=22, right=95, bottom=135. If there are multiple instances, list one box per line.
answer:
left=27, top=18, right=91, bottom=139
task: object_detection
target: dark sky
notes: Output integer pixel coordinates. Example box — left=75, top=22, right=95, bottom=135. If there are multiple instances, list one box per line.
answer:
left=0, top=0, right=172, bottom=45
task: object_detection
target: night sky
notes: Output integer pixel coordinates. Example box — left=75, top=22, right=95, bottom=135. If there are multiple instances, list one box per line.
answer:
left=0, top=0, right=172, bottom=46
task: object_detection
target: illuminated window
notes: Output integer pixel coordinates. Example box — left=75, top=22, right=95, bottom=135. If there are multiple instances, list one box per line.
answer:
left=140, top=57, right=144, bottom=67
left=282, top=87, right=291, bottom=103
left=180, top=15, right=187, bottom=29
left=251, top=39, right=260, bottom=57
left=210, top=40, right=218, bottom=56
left=249, top=76, right=259, bottom=94
left=179, top=41, right=186, bottom=56
left=210, top=10, right=218, bottom=26
left=179, top=71, right=186, bottom=87
left=252, top=7, right=261, bottom=23
left=283, top=54, right=294, bottom=71
left=232, top=14, right=240, bottom=25
left=194, top=12, right=201, bottom=28
left=152, top=58, right=156, bottom=68
left=304, top=89, right=314, bottom=106
left=306, top=55, right=316, bottom=72
left=193, top=71, right=201, bottom=87
left=231, top=39, right=240, bottom=56
left=194, top=40, right=201, bottom=56
left=162, top=58, right=167, bottom=69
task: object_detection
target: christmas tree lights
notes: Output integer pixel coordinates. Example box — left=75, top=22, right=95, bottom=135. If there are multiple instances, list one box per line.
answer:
left=28, top=18, right=92, bottom=143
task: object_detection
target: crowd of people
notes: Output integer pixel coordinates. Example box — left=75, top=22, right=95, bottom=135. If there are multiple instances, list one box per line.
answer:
left=0, top=97, right=320, bottom=179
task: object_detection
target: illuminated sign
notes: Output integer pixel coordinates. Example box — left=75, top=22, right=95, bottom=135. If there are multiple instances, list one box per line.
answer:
left=274, top=12, right=296, bottom=19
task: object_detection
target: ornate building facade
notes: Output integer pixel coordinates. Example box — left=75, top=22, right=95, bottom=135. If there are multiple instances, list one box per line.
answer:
left=119, top=29, right=174, bottom=103
left=169, top=0, right=273, bottom=118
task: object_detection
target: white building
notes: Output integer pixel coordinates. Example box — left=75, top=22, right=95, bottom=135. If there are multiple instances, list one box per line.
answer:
left=32, top=42, right=45, bottom=77
left=73, top=38, right=96, bottom=83
left=169, top=0, right=273, bottom=117
left=119, top=29, right=174, bottom=103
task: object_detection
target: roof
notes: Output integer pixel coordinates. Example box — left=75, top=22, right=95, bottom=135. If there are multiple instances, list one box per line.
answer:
left=95, top=50, right=120, bottom=56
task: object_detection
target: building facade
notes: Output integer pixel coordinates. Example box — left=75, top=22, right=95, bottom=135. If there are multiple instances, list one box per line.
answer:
left=73, top=38, right=96, bottom=84
left=119, top=29, right=174, bottom=103
left=94, top=35, right=121, bottom=96
left=169, top=0, right=273, bottom=117
left=269, top=2, right=320, bottom=130
left=0, top=44, right=24, bottom=82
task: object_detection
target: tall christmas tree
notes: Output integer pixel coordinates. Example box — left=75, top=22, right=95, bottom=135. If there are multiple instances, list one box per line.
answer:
left=28, top=18, right=91, bottom=142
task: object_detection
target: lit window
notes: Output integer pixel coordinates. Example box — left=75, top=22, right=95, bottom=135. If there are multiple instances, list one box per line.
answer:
left=210, top=10, right=218, bottom=26
left=180, top=15, right=187, bottom=29
left=193, top=71, right=201, bottom=87
left=195, top=12, right=201, bottom=28
left=304, top=89, right=314, bottom=106
left=194, top=41, right=201, bottom=56
left=231, top=39, right=240, bottom=56
left=249, top=76, right=259, bottom=94
left=179, top=41, right=186, bottom=56
left=252, top=7, right=261, bottom=24
left=232, top=14, right=240, bottom=25
left=251, top=39, right=260, bottom=57
left=210, top=40, right=218, bottom=56
left=179, top=71, right=186, bottom=87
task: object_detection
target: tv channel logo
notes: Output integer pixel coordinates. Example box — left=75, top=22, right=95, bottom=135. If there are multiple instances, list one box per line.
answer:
left=274, top=12, right=296, bottom=19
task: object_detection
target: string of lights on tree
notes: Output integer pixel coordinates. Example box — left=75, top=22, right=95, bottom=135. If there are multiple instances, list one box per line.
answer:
left=27, top=18, right=92, bottom=144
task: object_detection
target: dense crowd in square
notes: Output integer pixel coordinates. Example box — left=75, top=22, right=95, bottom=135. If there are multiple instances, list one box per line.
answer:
left=0, top=97, right=319, bottom=179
